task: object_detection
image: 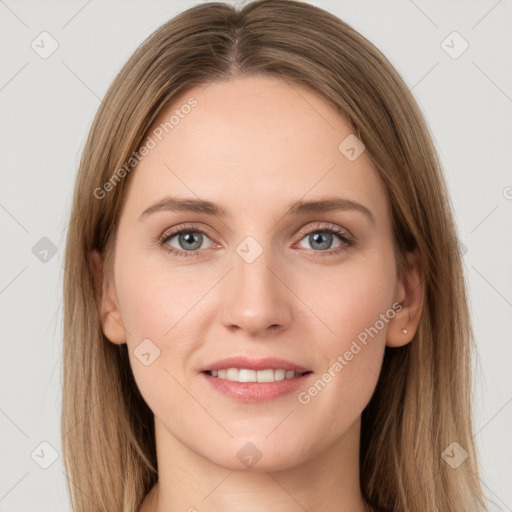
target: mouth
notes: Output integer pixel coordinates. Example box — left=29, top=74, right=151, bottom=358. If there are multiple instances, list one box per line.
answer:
left=200, top=355, right=313, bottom=402
left=203, top=368, right=312, bottom=383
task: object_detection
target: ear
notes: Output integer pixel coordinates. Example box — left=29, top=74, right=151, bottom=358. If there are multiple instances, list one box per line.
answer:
left=386, top=250, right=425, bottom=348
left=89, top=250, right=127, bottom=345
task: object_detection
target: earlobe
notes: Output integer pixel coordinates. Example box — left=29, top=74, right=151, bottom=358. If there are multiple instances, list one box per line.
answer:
left=386, top=250, right=425, bottom=348
left=89, top=250, right=126, bottom=345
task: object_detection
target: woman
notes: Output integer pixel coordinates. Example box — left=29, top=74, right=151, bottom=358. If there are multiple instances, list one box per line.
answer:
left=61, top=1, right=486, bottom=510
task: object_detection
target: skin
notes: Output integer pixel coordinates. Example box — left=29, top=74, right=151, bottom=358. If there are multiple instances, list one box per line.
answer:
left=91, top=74, right=424, bottom=512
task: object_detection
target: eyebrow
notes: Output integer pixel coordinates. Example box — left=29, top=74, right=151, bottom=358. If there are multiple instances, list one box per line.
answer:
left=138, top=195, right=375, bottom=225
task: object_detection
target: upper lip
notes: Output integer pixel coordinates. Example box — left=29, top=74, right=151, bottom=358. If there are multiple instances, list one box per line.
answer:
left=200, top=356, right=311, bottom=373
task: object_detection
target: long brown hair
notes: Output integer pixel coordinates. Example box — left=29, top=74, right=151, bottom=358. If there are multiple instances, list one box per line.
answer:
left=62, top=1, right=486, bottom=510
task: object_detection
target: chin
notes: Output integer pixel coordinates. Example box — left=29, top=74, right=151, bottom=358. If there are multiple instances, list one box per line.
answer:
left=205, top=437, right=312, bottom=473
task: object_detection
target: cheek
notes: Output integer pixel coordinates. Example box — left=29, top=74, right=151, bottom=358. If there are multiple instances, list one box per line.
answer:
left=294, top=250, right=395, bottom=427
left=115, top=251, right=206, bottom=341
left=113, top=252, right=209, bottom=405
left=301, top=248, right=396, bottom=346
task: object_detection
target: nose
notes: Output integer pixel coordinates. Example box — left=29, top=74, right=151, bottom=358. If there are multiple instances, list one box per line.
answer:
left=219, top=245, right=293, bottom=336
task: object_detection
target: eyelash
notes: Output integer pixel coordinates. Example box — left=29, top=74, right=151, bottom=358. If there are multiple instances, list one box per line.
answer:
left=157, top=223, right=355, bottom=259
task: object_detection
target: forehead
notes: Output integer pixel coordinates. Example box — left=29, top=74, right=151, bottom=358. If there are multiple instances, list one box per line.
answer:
left=122, top=74, right=389, bottom=222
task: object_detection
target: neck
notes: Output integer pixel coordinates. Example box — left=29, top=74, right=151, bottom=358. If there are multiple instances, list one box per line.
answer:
left=140, top=416, right=370, bottom=512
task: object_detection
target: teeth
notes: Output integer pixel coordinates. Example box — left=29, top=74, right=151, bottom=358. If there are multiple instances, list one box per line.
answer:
left=227, top=368, right=239, bottom=381
left=208, top=368, right=303, bottom=382
left=274, top=369, right=286, bottom=381
left=256, top=369, right=275, bottom=382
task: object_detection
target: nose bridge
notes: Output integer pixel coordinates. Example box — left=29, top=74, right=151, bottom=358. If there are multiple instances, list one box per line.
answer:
left=219, top=237, right=292, bottom=334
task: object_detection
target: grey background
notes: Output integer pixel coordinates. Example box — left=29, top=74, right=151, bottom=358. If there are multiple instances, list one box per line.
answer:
left=1, top=0, right=511, bottom=510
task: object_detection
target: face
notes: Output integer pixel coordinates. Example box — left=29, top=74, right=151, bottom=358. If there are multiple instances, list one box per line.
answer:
left=96, top=74, right=416, bottom=472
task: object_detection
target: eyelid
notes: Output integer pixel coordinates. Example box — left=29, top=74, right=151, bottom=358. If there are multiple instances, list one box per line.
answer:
left=159, top=223, right=216, bottom=243
left=295, top=222, right=353, bottom=241
left=159, top=221, right=353, bottom=242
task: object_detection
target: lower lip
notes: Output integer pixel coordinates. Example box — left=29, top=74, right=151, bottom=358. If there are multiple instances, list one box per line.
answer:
left=201, top=372, right=313, bottom=403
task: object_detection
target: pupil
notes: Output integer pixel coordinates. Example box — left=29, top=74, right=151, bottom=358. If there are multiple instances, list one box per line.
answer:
left=180, top=232, right=202, bottom=250
left=311, top=232, right=332, bottom=250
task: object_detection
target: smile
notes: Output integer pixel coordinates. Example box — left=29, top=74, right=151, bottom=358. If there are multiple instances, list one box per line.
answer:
left=205, top=368, right=309, bottom=382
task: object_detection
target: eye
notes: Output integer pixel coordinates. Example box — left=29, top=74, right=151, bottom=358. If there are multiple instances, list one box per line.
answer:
left=157, top=222, right=355, bottom=259
left=295, top=223, right=355, bottom=255
left=158, top=224, right=215, bottom=258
